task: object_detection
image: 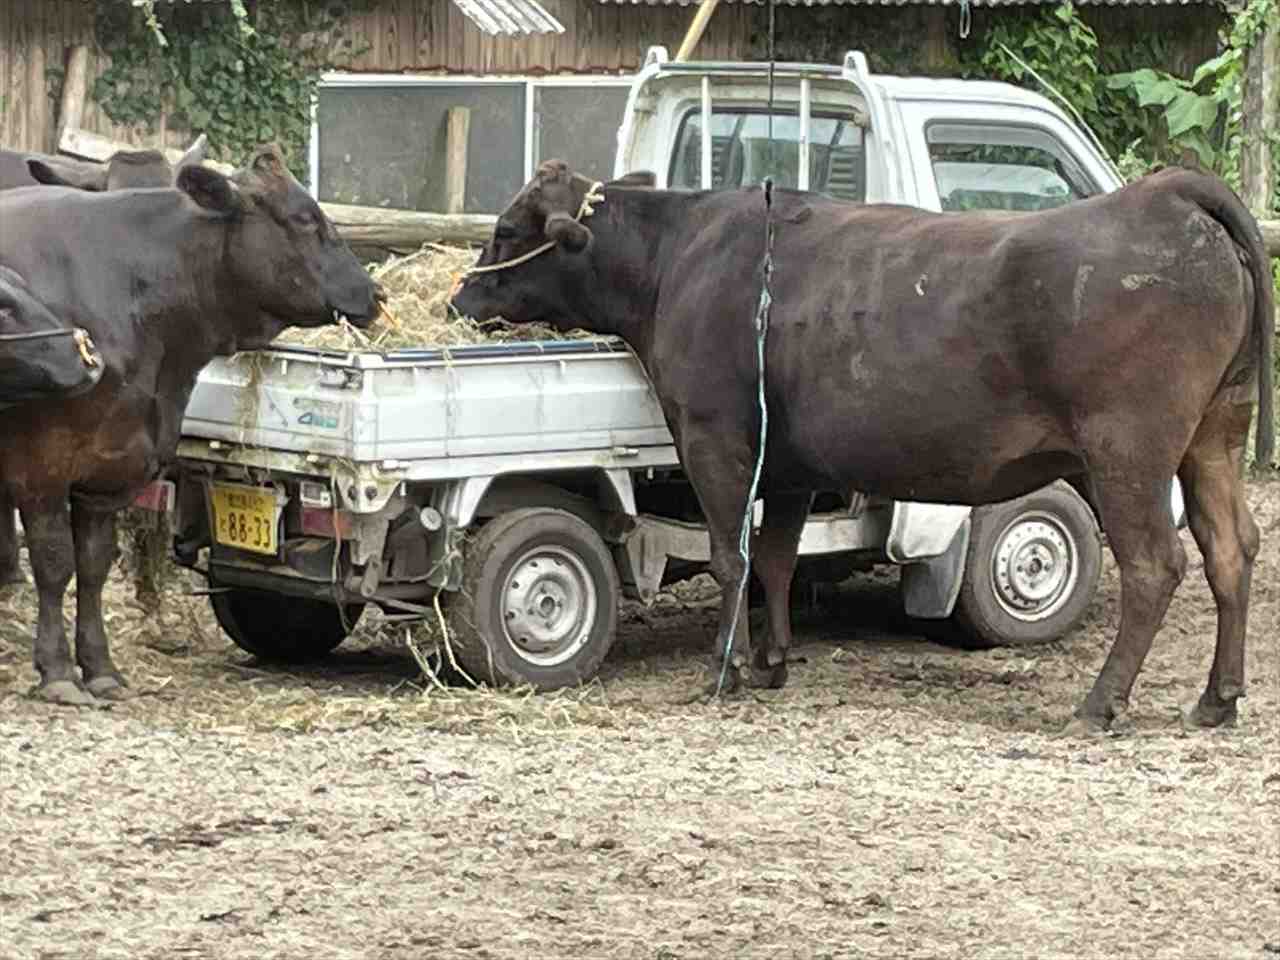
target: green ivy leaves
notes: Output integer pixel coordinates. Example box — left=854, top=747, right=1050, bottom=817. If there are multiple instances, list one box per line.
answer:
left=94, top=2, right=365, bottom=173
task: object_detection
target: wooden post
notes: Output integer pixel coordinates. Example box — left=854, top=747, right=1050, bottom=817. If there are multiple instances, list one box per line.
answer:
left=444, top=106, right=470, bottom=215
left=56, top=45, right=89, bottom=152
left=674, top=0, right=721, bottom=63
left=922, top=10, right=949, bottom=73
left=1240, top=18, right=1278, bottom=219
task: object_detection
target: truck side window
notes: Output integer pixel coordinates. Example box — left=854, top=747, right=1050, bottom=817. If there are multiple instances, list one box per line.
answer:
left=926, top=122, right=1097, bottom=212
left=669, top=108, right=866, bottom=202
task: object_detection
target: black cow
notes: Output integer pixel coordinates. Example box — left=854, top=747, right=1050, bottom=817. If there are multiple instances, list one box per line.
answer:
left=0, top=143, right=377, bottom=705
left=450, top=160, right=1274, bottom=735
left=0, top=265, right=103, bottom=407
left=0, top=134, right=207, bottom=585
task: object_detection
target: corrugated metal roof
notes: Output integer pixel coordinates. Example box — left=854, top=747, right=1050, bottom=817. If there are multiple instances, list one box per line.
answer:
left=601, top=0, right=1210, bottom=6
left=124, top=0, right=568, bottom=32
left=451, top=0, right=566, bottom=34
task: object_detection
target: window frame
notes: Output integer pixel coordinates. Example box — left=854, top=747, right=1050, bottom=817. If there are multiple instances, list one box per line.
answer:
left=308, top=72, right=635, bottom=206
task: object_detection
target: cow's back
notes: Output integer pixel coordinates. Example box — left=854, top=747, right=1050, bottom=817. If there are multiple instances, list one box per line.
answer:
left=650, top=180, right=1256, bottom=503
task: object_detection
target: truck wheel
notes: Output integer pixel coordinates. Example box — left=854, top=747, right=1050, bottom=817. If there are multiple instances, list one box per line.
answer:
left=453, top=507, right=619, bottom=691
left=210, top=587, right=364, bottom=662
left=954, top=481, right=1101, bottom=648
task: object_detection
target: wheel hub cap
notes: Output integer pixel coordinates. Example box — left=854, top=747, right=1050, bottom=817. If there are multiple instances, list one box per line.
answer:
left=991, top=514, right=1079, bottom=622
left=502, top=546, right=596, bottom=667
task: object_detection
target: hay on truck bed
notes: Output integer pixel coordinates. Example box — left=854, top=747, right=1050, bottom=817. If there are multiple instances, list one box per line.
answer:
left=275, top=243, right=609, bottom=351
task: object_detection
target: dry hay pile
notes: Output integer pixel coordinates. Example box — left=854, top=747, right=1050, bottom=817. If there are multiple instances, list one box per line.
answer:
left=273, top=243, right=610, bottom=352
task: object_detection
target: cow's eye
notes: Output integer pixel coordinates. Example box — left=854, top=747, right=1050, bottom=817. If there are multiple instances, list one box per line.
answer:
left=291, top=211, right=320, bottom=232
left=494, top=221, right=516, bottom=241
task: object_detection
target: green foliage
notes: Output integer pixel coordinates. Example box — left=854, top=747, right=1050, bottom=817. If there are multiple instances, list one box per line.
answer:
left=93, top=1, right=366, bottom=172
left=965, top=4, right=1104, bottom=129
left=1104, top=64, right=1227, bottom=171
left=1101, top=0, right=1275, bottom=184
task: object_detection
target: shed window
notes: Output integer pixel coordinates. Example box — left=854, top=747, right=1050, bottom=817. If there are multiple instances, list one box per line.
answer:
left=313, top=77, right=632, bottom=215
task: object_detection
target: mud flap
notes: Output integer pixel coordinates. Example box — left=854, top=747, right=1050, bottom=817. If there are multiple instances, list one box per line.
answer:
left=886, top=501, right=971, bottom=562
left=900, top=516, right=970, bottom=620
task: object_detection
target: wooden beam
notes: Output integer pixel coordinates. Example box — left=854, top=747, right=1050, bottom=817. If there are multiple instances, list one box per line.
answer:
left=444, top=106, right=470, bottom=215
left=674, top=0, right=720, bottom=63
left=1240, top=18, right=1279, bottom=221
left=319, top=202, right=495, bottom=252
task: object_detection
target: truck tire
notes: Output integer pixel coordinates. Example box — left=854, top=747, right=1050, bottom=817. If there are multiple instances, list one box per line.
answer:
left=954, top=481, right=1102, bottom=649
left=453, top=507, right=619, bottom=691
left=210, top=587, right=364, bottom=662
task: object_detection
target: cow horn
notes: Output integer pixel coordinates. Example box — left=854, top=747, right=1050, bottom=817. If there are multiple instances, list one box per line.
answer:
left=545, top=211, right=591, bottom=253
left=178, top=133, right=209, bottom=170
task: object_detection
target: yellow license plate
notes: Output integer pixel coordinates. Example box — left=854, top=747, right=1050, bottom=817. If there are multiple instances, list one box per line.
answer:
left=210, top=484, right=278, bottom=556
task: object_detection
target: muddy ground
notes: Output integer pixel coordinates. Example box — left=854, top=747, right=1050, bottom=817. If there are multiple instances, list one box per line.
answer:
left=0, top=478, right=1277, bottom=960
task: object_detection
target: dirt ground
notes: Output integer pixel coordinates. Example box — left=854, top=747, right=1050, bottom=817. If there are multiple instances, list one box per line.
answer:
left=0, top=478, right=1277, bottom=960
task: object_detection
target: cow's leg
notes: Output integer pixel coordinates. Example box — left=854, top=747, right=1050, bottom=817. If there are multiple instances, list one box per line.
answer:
left=71, top=501, right=131, bottom=700
left=20, top=500, right=94, bottom=706
left=0, top=498, right=23, bottom=587
left=1068, top=476, right=1187, bottom=734
left=750, top=490, right=813, bottom=689
left=679, top=429, right=759, bottom=696
left=1176, top=398, right=1258, bottom=729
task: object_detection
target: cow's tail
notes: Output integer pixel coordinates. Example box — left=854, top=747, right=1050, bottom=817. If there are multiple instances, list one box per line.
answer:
left=1169, top=168, right=1275, bottom=467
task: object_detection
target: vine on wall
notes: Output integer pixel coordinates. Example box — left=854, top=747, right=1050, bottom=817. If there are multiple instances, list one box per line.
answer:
left=92, top=0, right=368, bottom=171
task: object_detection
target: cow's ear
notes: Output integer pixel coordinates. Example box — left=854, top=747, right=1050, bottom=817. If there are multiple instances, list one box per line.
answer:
left=545, top=212, right=591, bottom=254
left=178, top=165, right=242, bottom=216
left=248, top=143, right=290, bottom=181
left=26, top=158, right=107, bottom=191
left=609, top=171, right=656, bottom=189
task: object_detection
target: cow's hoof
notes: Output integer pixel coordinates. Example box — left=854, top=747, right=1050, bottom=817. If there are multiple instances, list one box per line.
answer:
left=1055, top=712, right=1112, bottom=740
left=751, top=661, right=788, bottom=689
left=85, top=676, right=134, bottom=701
left=1180, top=696, right=1237, bottom=730
left=678, top=667, right=747, bottom=704
left=0, top=566, right=25, bottom=589
left=32, top=680, right=97, bottom=707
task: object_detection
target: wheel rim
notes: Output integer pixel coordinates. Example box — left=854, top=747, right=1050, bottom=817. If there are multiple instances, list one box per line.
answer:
left=988, top=510, right=1079, bottom=623
left=500, top=544, right=597, bottom=667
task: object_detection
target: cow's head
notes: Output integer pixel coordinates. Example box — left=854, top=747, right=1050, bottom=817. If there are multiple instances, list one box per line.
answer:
left=26, top=133, right=208, bottom=191
left=450, top=160, right=653, bottom=331
left=175, top=142, right=376, bottom=343
left=0, top=266, right=103, bottom=409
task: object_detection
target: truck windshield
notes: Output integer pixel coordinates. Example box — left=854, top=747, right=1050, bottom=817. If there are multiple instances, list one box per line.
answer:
left=669, top=108, right=866, bottom=202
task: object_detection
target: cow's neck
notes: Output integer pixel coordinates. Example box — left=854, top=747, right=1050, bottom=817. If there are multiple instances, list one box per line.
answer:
left=89, top=192, right=248, bottom=379
left=577, top=187, right=701, bottom=359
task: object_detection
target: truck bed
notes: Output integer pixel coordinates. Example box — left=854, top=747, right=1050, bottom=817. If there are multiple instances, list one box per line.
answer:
left=181, top=340, right=680, bottom=476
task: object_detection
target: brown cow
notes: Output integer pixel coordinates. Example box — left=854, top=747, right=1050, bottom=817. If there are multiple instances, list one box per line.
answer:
left=0, top=144, right=377, bottom=705
left=451, top=161, right=1273, bottom=735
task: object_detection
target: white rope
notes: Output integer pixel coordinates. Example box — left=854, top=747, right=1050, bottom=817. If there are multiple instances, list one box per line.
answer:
left=463, top=180, right=605, bottom=278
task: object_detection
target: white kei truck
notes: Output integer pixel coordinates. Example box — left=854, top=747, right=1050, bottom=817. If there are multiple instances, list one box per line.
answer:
left=160, top=47, right=1185, bottom=690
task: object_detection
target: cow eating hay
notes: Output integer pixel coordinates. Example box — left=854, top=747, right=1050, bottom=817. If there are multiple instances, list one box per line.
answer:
left=451, top=160, right=1274, bottom=735
left=0, top=144, right=378, bottom=705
